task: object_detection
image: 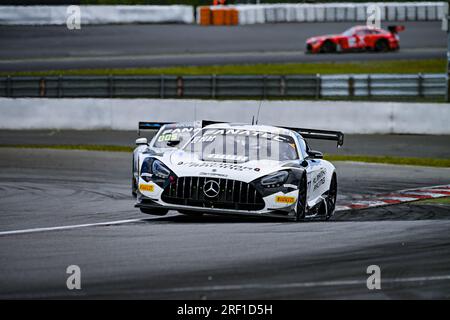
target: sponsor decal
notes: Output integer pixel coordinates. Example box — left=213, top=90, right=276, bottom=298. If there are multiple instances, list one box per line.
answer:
left=158, top=133, right=179, bottom=142
left=203, top=129, right=290, bottom=142
left=139, top=184, right=155, bottom=192
left=206, top=154, right=248, bottom=162
left=313, top=169, right=326, bottom=191
left=199, top=172, right=228, bottom=178
left=181, top=161, right=255, bottom=172
left=275, top=196, right=296, bottom=204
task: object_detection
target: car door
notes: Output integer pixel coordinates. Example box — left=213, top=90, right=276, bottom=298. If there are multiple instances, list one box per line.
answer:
left=296, top=137, right=325, bottom=204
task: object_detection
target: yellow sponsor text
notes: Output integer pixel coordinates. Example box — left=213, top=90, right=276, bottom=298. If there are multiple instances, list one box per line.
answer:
left=275, top=196, right=296, bottom=204
left=139, top=184, right=155, bottom=192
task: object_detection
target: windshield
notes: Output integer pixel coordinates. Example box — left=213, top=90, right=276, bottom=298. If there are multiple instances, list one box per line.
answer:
left=342, top=27, right=356, bottom=37
left=183, top=128, right=299, bottom=162
left=153, top=126, right=200, bottom=149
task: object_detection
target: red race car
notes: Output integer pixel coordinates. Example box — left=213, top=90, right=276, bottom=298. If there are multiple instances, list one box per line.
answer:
left=306, top=25, right=404, bottom=53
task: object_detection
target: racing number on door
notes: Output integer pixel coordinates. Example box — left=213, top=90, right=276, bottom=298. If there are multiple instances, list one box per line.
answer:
left=348, top=36, right=357, bottom=48
left=348, top=36, right=366, bottom=49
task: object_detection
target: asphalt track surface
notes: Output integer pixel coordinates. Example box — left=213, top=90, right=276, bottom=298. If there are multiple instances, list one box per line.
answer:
left=0, top=144, right=449, bottom=298
left=0, top=21, right=445, bottom=71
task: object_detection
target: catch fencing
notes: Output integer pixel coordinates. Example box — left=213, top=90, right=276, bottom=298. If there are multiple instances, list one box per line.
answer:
left=0, top=74, right=445, bottom=100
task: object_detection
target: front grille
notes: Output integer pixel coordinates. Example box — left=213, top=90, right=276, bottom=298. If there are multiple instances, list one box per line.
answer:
left=162, top=176, right=265, bottom=211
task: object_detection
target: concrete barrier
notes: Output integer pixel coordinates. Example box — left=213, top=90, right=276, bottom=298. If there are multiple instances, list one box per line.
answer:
left=0, top=5, right=194, bottom=25
left=0, top=98, right=449, bottom=135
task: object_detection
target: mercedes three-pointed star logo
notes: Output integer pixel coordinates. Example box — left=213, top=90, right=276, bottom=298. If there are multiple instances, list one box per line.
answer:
left=203, top=180, right=220, bottom=198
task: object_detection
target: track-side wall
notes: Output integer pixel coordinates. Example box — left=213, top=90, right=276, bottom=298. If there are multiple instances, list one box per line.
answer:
left=0, top=98, right=448, bottom=134
left=0, top=5, right=194, bottom=25
left=0, top=2, right=446, bottom=25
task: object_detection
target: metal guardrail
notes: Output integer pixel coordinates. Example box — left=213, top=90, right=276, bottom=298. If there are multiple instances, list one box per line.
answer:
left=0, top=74, right=446, bottom=99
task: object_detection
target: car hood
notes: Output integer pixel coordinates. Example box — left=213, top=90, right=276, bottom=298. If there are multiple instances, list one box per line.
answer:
left=160, top=150, right=289, bottom=183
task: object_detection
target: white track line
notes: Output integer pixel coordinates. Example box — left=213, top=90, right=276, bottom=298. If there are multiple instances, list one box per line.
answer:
left=158, top=275, right=450, bottom=293
left=0, top=218, right=147, bottom=236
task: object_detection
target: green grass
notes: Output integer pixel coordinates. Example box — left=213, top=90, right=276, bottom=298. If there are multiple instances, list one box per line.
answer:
left=413, top=197, right=450, bottom=205
left=325, top=154, right=450, bottom=168
left=1, top=144, right=450, bottom=168
left=0, top=59, right=445, bottom=77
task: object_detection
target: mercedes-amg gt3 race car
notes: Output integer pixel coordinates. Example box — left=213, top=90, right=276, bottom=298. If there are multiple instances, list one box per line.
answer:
left=306, top=25, right=404, bottom=53
left=134, top=122, right=344, bottom=221
left=132, top=121, right=202, bottom=197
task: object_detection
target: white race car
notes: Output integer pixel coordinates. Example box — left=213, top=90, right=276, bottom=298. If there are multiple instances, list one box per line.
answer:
left=135, top=122, right=344, bottom=221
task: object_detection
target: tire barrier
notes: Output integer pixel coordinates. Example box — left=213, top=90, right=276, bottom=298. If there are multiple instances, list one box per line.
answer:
left=197, top=2, right=447, bottom=25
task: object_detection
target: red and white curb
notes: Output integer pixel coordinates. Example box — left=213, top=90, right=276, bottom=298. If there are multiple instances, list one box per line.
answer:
left=336, top=184, right=450, bottom=212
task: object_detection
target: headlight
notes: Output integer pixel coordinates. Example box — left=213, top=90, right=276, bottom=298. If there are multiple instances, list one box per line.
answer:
left=152, top=160, right=171, bottom=179
left=140, top=157, right=154, bottom=182
left=261, top=171, right=289, bottom=188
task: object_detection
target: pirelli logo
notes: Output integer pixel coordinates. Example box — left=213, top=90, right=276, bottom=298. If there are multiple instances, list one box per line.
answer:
left=275, top=196, right=296, bottom=204
left=139, top=184, right=154, bottom=192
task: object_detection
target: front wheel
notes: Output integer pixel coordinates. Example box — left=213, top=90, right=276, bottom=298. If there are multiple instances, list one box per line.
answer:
left=132, top=177, right=137, bottom=198
left=320, top=40, right=336, bottom=53
left=140, top=208, right=169, bottom=216
left=325, top=174, right=337, bottom=220
left=294, top=173, right=307, bottom=222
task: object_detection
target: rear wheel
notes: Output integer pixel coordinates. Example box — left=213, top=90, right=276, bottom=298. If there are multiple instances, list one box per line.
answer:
left=294, top=173, right=308, bottom=222
left=374, top=39, right=389, bottom=52
left=140, top=208, right=168, bottom=216
left=320, top=40, right=336, bottom=53
left=325, top=174, right=337, bottom=220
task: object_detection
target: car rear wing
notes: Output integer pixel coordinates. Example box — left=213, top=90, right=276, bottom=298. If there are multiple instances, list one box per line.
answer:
left=138, top=122, right=173, bottom=135
left=387, top=25, right=405, bottom=33
left=285, top=127, right=344, bottom=147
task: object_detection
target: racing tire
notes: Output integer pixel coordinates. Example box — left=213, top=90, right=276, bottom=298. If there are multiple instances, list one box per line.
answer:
left=140, top=208, right=169, bottom=216
left=320, top=40, right=336, bottom=53
left=324, top=174, right=337, bottom=220
left=294, top=173, right=308, bottom=222
left=132, top=177, right=137, bottom=198
left=374, top=39, right=389, bottom=52
left=131, top=157, right=137, bottom=198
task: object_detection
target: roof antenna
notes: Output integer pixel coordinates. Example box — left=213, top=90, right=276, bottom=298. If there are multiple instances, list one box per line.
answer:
left=255, top=99, right=263, bottom=125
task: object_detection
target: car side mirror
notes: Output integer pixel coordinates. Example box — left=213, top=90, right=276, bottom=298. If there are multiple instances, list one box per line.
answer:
left=135, top=137, right=148, bottom=146
left=308, top=150, right=323, bottom=159
left=166, top=139, right=181, bottom=147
